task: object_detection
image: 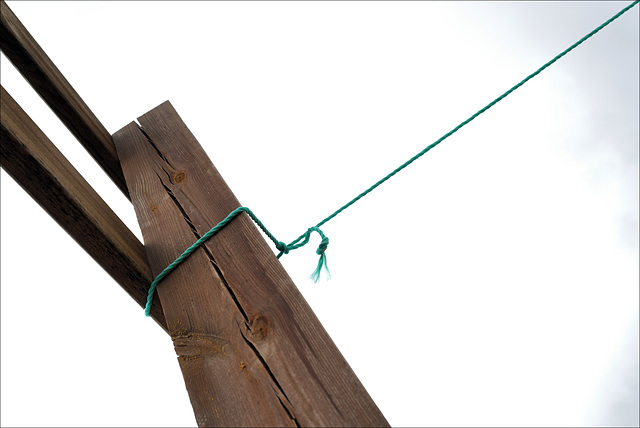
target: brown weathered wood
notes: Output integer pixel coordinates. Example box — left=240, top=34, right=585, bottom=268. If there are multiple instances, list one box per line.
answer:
left=113, top=101, right=389, bottom=427
left=0, top=85, right=167, bottom=330
left=0, top=0, right=129, bottom=198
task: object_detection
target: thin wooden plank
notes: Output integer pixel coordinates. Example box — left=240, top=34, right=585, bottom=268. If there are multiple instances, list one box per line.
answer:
left=113, top=101, right=389, bottom=427
left=0, top=85, right=166, bottom=331
left=0, top=0, right=129, bottom=198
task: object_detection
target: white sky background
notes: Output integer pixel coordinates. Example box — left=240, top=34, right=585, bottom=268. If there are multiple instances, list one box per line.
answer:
left=1, top=1, right=638, bottom=427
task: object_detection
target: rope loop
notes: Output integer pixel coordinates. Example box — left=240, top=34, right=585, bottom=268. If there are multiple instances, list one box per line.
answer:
left=299, top=227, right=330, bottom=282
left=307, top=226, right=329, bottom=255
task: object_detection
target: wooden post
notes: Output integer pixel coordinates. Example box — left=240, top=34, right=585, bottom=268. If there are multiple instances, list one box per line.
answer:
left=113, top=101, right=389, bottom=427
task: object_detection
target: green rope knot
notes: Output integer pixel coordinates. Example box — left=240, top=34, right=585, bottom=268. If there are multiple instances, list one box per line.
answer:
left=275, top=241, right=290, bottom=257
left=276, top=226, right=331, bottom=282
left=315, top=232, right=329, bottom=255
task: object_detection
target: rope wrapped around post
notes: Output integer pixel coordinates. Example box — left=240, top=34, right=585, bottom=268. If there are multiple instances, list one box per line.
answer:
left=144, top=207, right=329, bottom=316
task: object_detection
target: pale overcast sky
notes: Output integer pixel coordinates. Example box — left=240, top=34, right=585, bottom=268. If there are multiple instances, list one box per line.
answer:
left=1, top=1, right=638, bottom=427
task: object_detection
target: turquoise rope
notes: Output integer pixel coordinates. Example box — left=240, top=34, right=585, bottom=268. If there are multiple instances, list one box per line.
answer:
left=311, top=0, right=640, bottom=231
left=144, top=1, right=638, bottom=316
left=144, top=207, right=330, bottom=315
left=144, top=207, right=313, bottom=316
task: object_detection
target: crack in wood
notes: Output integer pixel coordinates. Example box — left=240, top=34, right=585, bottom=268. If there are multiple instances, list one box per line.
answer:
left=152, top=171, right=251, bottom=324
left=238, top=323, right=299, bottom=426
left=155, top=165, right=299, bottom=424
left=155, top=172, right=198, bottom=233
left=159, top=164, right=176, bottom=187
left=153, top=168, right=303, bottom=425
left=137, top=124, right=174, bottom=169
left=276, top=391, right=301, bottom=428
left=152, top=174, right=257, bottom=342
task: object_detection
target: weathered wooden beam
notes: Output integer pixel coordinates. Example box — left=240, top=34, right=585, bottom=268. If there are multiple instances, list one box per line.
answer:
left=0, top=0, right=129, bottom=198
left=0, top=85, right=167, bottom=331
left=113, top=101, right=389, bottom=427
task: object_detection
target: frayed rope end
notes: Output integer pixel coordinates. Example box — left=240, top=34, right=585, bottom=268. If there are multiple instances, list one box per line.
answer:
left=310, top=252, right=331, bottom=283
left=309, top=227, right=330, bottom=283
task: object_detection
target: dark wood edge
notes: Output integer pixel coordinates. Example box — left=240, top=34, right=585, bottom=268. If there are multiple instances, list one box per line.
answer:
left=0, top=85, right=167, bottom=331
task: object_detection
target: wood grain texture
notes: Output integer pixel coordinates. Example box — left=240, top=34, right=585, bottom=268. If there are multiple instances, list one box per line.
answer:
left=0, top=85, right=166, bottom=330
left=0, top=0, right=129, bottom=198
left=113, top=101, right=389, bottom=427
